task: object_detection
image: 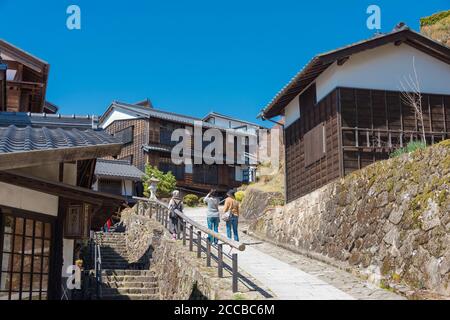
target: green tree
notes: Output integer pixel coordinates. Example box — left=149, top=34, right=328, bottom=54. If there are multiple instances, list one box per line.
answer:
left=143, top=164, right=177, bottom=198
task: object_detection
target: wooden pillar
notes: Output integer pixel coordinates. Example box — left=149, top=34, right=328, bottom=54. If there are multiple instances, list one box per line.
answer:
left=0, top=61, right=7, bottom=111
left=48, top=199, right=66, bottom=300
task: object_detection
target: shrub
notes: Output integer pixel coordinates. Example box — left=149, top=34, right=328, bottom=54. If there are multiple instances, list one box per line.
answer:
left=143, top=164, right=177, bottom=198
left=235, top=191, right=245, bottom=202
left=420, top=10, right=450, bottom=26
left=183, top=194, right=199, bottom=207
left=198, top=197, right=206, bottom=206
left=389, top=140, right=426, bottom=158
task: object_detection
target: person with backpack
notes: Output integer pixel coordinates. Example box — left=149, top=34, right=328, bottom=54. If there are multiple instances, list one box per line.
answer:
left=223, top=190, right=240, bottom=242
left=168, top=190, right=183, bottom=239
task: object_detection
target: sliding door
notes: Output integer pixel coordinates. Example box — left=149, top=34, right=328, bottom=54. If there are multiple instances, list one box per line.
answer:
left=0, top=207, right=55, bottom=300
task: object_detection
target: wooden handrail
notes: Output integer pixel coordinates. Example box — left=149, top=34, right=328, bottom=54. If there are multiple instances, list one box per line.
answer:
left=133, top=197, right=246, bottom=251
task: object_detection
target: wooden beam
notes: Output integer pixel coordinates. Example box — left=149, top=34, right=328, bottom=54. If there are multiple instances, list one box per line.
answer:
left=0, top=144, right=122, bottom=171
left=337, top=57, right=349, bottom=66
left=0, top=170, right=125, bottom=206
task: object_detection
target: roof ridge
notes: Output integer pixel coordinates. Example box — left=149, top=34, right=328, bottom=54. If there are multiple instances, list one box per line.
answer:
left=114, top=101, right=203, bottom=121
left=97, top=158, right=132, bottom=165
left=0, top=111, right=96, bottom=119
left=0, top=39, right=49, bottom=66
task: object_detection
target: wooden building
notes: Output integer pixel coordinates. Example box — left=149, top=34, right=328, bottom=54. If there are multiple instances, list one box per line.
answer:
left=0, top=112, right=124, bottom=300
left=260, top=24, right=450, bottom=203
left=99, top=101, right=261, bottom=194
left=93, top=159, right=145, bottom=204
left=0, top=39, right=56, bottom=113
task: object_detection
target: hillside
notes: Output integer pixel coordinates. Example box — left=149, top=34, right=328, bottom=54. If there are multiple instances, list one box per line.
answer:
left=420, top=10, right=450, bottom=47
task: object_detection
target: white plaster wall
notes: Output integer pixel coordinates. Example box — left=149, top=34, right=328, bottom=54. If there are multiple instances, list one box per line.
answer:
left=62, top=239, right=74, bottom=278
left=316, top=43, right=450, bottom=102
left=100, top=109, right=138, bottom=129
left=63, top=163, right=77, bottom=186
left=284, top=95, right=300, bottom=127
left=12, top=163, right=59, bottom=181
left=0, top=182, right=58, bottom=216
left=122, top=180, right=134, bottom=196
left=92, top=180, right=98, bottom=191
left=208, top=116, right=258, bottom=133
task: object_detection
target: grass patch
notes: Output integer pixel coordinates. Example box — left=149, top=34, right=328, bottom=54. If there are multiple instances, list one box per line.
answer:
left=389, top=141, right=427, bottom=158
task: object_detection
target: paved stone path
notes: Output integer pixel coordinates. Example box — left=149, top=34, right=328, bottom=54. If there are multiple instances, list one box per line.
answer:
left=184, top=207, right=404, bottom=300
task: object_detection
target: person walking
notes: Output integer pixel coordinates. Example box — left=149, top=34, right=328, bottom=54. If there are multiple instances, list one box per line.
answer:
left=168, top=190, right=183, bottom=240
left=203, top=189, right=220, bottom=244
left=223, top=190, right=240, bottom=242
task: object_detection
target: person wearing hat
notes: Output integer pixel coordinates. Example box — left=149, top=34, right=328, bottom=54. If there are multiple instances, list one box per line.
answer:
left=223, top=189, right=240, bottom=241
left=168, top=190, right=183, bottom=239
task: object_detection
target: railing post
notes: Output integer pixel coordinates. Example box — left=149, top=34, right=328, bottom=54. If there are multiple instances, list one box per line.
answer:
left=189, top=225, right=193, bottom=252
left=206, top=238, right=211, bottom=267
left=232, top=253, right=238, bottom=293
left=182, top=220, right=186, bottom=246
left=177, top=219, right=182, bottom=240
left=164, top=209, right=168, bottom=228
left=218, top=243, right=223, bottom=278
left=197, top=231, right=202, bottom=258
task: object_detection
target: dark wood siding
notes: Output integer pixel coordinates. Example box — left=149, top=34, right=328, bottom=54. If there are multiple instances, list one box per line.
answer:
left=285, top=87, right=450, bottom=204
left=339, top=87, right=450, bottom=176
left=105, top=117, right=240, bottom=194
left=104, top=119, right=148, bottom=171
left=285, top=89, right=340, bottom=203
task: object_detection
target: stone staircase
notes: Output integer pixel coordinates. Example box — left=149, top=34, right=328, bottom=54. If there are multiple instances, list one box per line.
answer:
left=93, top=232, right=159, bottom=300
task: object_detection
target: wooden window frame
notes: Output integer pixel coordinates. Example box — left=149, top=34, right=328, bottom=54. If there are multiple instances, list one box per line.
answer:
left=0, top=206, right=55, bottom=301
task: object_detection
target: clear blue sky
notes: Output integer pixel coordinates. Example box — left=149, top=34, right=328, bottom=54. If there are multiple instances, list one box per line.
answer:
left=0, top=0, right=448, bottom=124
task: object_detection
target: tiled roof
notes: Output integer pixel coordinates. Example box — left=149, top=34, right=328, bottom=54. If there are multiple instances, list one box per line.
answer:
left=260, top=25, right=450, bottom=118
left=142, top=144, right=172, bottom=153
left=95, top=159, right=144, bottom=180
left=202, top=111, right=265, bottom=128
left=111, top=101, right=210, bottom=126
left=0, top=112, right=98, bottom=129
left=0, top=112, right=120, bottom=154
left=102, top=102, right=260, bottom=138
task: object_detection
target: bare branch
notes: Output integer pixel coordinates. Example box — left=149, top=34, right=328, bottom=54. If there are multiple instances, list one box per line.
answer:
left=398, top=56, right=426, bottom=144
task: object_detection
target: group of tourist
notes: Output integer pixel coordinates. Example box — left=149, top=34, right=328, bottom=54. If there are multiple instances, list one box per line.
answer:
left=167, top=189, right=240, bottom=243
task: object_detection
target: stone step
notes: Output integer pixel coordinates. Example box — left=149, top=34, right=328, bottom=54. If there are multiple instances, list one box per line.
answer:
left=102, top=281, right=158, bottom=289
left=100, top=246, right=127, bottom=250
left=99, top=242, right=126, bottom=245
left=102, top=275, right=156, bottom=283
left=101, top=256, right=128, bottom=260
left=100, top=249, right=128, bottom=253
left=102, top=265, right=131, bottom=269
left=100, top=248, right=128, bottom=253
left=102, top=269, right=154, bottom=276
left=101, top=263, right=131, bottom=267
left=99, top=294, right=159, bottom=300
left=101, top=258, right=129, bottom=262
left=102, top=287, right=158, bottom=295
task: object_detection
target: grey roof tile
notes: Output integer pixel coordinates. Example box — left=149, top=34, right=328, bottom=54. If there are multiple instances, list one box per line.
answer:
left=95, top=159, right=144, bottom=180
left=0, top=112, right=98, bottom=129
left=142, top=144, right=172, bottom=153
left=0, top=113, right=121, bottom=154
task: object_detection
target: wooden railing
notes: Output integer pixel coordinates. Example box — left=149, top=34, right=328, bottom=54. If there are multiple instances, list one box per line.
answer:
left=88, top=238, right=103, bottom=299
left=133, top=197, right=245, bottom=293
left=341, top=126, right=449, bottom=149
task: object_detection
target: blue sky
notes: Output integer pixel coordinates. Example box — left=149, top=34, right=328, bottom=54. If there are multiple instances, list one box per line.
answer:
left=0, top=1, right=448, bottom=124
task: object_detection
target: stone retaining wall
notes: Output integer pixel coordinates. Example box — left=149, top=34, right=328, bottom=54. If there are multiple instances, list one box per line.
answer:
left=121, top=205, right=261, bottom=300
left=250, top=141, right=450, bottom=297
left=240, top=188, right=284, bottom=221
